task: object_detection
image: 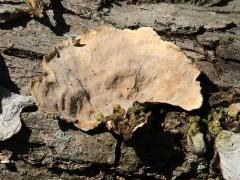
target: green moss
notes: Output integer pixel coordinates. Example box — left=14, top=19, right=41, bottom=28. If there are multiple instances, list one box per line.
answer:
left=96, top=112, right=105, bottom=122
left=180, top=112, right=188, bottom=118
left=208, top=119, right=222, bottom=137
left=207, top=108, right=224, bottom=121
left=109, top=113, right=122, bottom=121
left=132, top=101, right=143, bottom=115
left=175, top=119, right=181, bottom=127
left=216, top=131, right=231, bottom=142
left=108, top=102, right=150, bottom=141
left=188, top=116, right=201, bottom=123
left=207, top=113, right=212, bottom=121
left=113, top=104, right=125, bottom=117
left=189, top=27, right=197, bottom=33
left=188, top=122, right=201, bottom=137
left=187, top=121, right=207, bottom=155
left=205, top=108, right=224, bottom=137
left=212, top=111, right=222, bottom=121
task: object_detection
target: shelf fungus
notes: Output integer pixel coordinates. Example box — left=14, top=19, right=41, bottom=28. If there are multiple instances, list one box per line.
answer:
left=216, top=130, right=240, bottom=180
left=32, top=26, right=202, bottom=131
left=0, top=87, right=35, bottom=141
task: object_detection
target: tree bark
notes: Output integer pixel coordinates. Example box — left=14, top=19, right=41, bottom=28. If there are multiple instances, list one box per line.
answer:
left=0, top=0, right=239, bottom=179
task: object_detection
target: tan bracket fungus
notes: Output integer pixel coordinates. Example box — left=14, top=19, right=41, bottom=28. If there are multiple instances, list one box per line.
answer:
left=32, top=26, right=203, bottom=131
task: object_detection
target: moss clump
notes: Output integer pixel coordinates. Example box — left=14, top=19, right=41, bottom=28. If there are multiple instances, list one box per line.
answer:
left=208, top=120, right=222, bottom=137
left=212, top=111, right=223, bottom=121
left=113, top=104, right=126, bottom=117
left=105, top=102, right=151, bottom=141
left=96, top=112, right=105, bottom=123
left=205, top=108, right=224, bottom=137
left=188, top=116, right=201, bottom=123
left=187, top=121, right=206, bottom=155
left=128, top=102, right=147, bottom=121
left=188, top=122, right=201, bottom=137
left=132, top=101, right=144, bottom=115
left=189, top=27, right=197, bottom=33
left=216, top=130, right=231, bottom=143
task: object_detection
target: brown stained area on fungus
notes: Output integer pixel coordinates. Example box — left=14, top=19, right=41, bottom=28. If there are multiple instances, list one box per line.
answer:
left=31, top=26, right=202, bottom=131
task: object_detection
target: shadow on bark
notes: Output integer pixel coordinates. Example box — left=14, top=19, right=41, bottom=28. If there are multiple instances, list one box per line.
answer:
left=98, top=0, right=123, bottom=10
left=38, top=0, right=70, bottom=36
left=0, top=54, right=19, bottom=112
left=129, top=126, right=185, bottom=178
left=0, top=54, right=19, bottom=93
left=0, top=0, right=70, bottom=36
left=0, top=121, right=42, bottom=171
left=0, top=13, right=31, bottom=30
